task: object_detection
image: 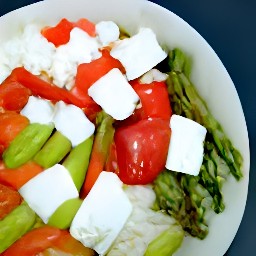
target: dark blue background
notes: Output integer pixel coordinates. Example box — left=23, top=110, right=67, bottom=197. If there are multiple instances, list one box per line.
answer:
left=1, top=1, right=255, bottom=255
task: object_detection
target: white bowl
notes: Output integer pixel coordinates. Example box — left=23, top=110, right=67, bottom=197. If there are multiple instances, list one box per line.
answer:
left=0, top=0, right=250, bottom=255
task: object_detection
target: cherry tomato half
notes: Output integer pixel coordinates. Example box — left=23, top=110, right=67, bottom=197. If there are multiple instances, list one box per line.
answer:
left=115, top=118, right=171, bottom=185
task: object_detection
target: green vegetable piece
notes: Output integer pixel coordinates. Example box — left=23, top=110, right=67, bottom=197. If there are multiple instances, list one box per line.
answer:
left=3, top=123, right=54, bottom=168
left=153, top=170, right=210, bottom=239
left=0, top=202, right=36, bottom=253
left=34, top=131, right=72, bottom=168
left=144, top=225, right=184, bottom=256
left=47, top=198, right=82, bottom=229
left=63, top=135, right=94, bottom=191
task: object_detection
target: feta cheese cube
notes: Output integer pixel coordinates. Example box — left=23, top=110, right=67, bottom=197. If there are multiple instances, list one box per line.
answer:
left=96, top=21, right=120, bottom=46
left=110, top=28, right=167, bottom=81
left=70, top=171, right=132, bottom=256
left=88, top=68, right=139, bottom=120
left=20, top=96, right=54, bottom=124
left=19, top=164, right=78, bottom=223
left=165, top=115, right=207, bottom=176
left=53, top=101, right=95, bottom=147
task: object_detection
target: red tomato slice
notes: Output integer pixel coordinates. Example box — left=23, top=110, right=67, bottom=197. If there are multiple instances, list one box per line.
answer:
left=0, top=161, right=43, bottom=190
left=74, top=18, right=96, bottom=37
left=41, top=18, right=74, bottom=47
left=131, top=80, right=172, bottom=120
left=0, top=184, right=22, bottom=220
left=116, top=80, right=172, bottom=127
left=1, top=225, right=94, bottom=256
left=41, top=18, right=96, bottom=47
left=0, top=111, right=29, bottom=155
left=0, top=80, right=31, bottom=112
left=115, top=118, right=171, bottom=184
left=74, top=49, right=125, bottom=93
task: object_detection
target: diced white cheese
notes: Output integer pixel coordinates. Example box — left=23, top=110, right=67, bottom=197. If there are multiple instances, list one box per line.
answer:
left=20, top=96, right=55, bottom=124
left=51, top=27, right=101, bottom=89
left=88, top=68, right=139, bottom=120
left=70, top=171, right=132, bottom=256
left=165, top=114, right=207, bottom=176
left=96, top=21, right=120, bottom=46
left=19, top=164, right=78, bottom=224
left=21, top=24, right=56, bottom=76
left=139, top=69, right=168, bottom=84
left=110, top=28, right=167, bottom=81
left=53, top=101, right=95, bottom=147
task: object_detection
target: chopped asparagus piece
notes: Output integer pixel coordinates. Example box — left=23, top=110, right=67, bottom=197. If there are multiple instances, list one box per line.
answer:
left=153, top=48, right=243, bottom=239
left=144, top=225, right=184, bottom=256
left=34, top=131, right=72, bottom=169
left=3, top=123, right=54, bottom=168
left=0, top=202, right=36, bottom=253
left=63, top=136, right=94, bottom=191
left=47, top=198, right=82, bottom=229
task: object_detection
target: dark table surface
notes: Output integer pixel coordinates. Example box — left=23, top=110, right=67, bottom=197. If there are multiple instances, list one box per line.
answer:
left=1, top=1, right=255, bottom=255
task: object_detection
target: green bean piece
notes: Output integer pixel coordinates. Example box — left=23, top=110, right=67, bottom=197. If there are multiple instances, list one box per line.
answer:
left=144, top=225, right=184, bottom=256
left=47, top=198, right=82, bottom=229
left=63, top=136, right=94, bottom=191
left=3, top=123, right=54, bottom=168
left=0, top=202, right=36, bottom=253
left=34, top=131, right=72, bottom=169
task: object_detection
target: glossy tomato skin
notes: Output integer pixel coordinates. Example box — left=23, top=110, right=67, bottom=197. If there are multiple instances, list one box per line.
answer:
left=131, top=80, right=172, bottom=120
left=116, top=80, right=172, bottom=128
left=115, top=118, right=171, bottom=185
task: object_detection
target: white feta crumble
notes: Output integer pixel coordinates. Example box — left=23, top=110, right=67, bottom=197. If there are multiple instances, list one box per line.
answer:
left=70, top=171, right=132, bottom=256
left=165, top=114, right=207, bottom=176
left=139, top=69, right=168, bottom=84
left=88, top=68, right=139, bottom=120
left=53, top=101, right=95, bottom=147
left=20, top=24, right=55, bottom=76
left=110, top=28, right=167, bottom=81
left=19, top=164, right=78, bottom=224
left=20, top=96, right=55, bottom=124
left=51, top=27, right=102, bottom=89
left=96, top=21, right=120, bottom=46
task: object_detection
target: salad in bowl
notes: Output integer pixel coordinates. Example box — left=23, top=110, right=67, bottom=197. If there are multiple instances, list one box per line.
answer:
left=0, top=0, right=250, bottom=255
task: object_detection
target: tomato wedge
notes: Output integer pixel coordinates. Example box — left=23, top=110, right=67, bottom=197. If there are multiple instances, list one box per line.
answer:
left=1, top=225, right=95, bottom=256
left=116, top=79, right=172, bottom=127
left=0, top=184, right=22, bottom=220
left=73, top=49, right=125, bottom=93
left=0, top=161, right=43, bottom=190
left=131, top=80, right=172, bottom=120
left=115, top=118, right=171, bottom=185
left=0, top=80, right=31, bottom=112
left=41, top=18, right=96, bottom=47
left=0, top=111, right=29, bottom=156
left=3, top=67, right=92, bottom=108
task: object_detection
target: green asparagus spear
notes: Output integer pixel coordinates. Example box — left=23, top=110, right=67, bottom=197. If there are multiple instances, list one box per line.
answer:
left=153, top=170, right=210, bottom=239
left=63, top=135, right=94, bottom=191
left=34, top=131, right=72, bottom=169
left=144, top=225, right=184, bottom=256
left=167, top=50, right=243, bottom=180
left=48, top=198, right=82, bottom=229
left=3, top=123, right=54, bottom=168
left=0, top=202, right=36, bottom=253
left=155, top=48, right=243, bottom=239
